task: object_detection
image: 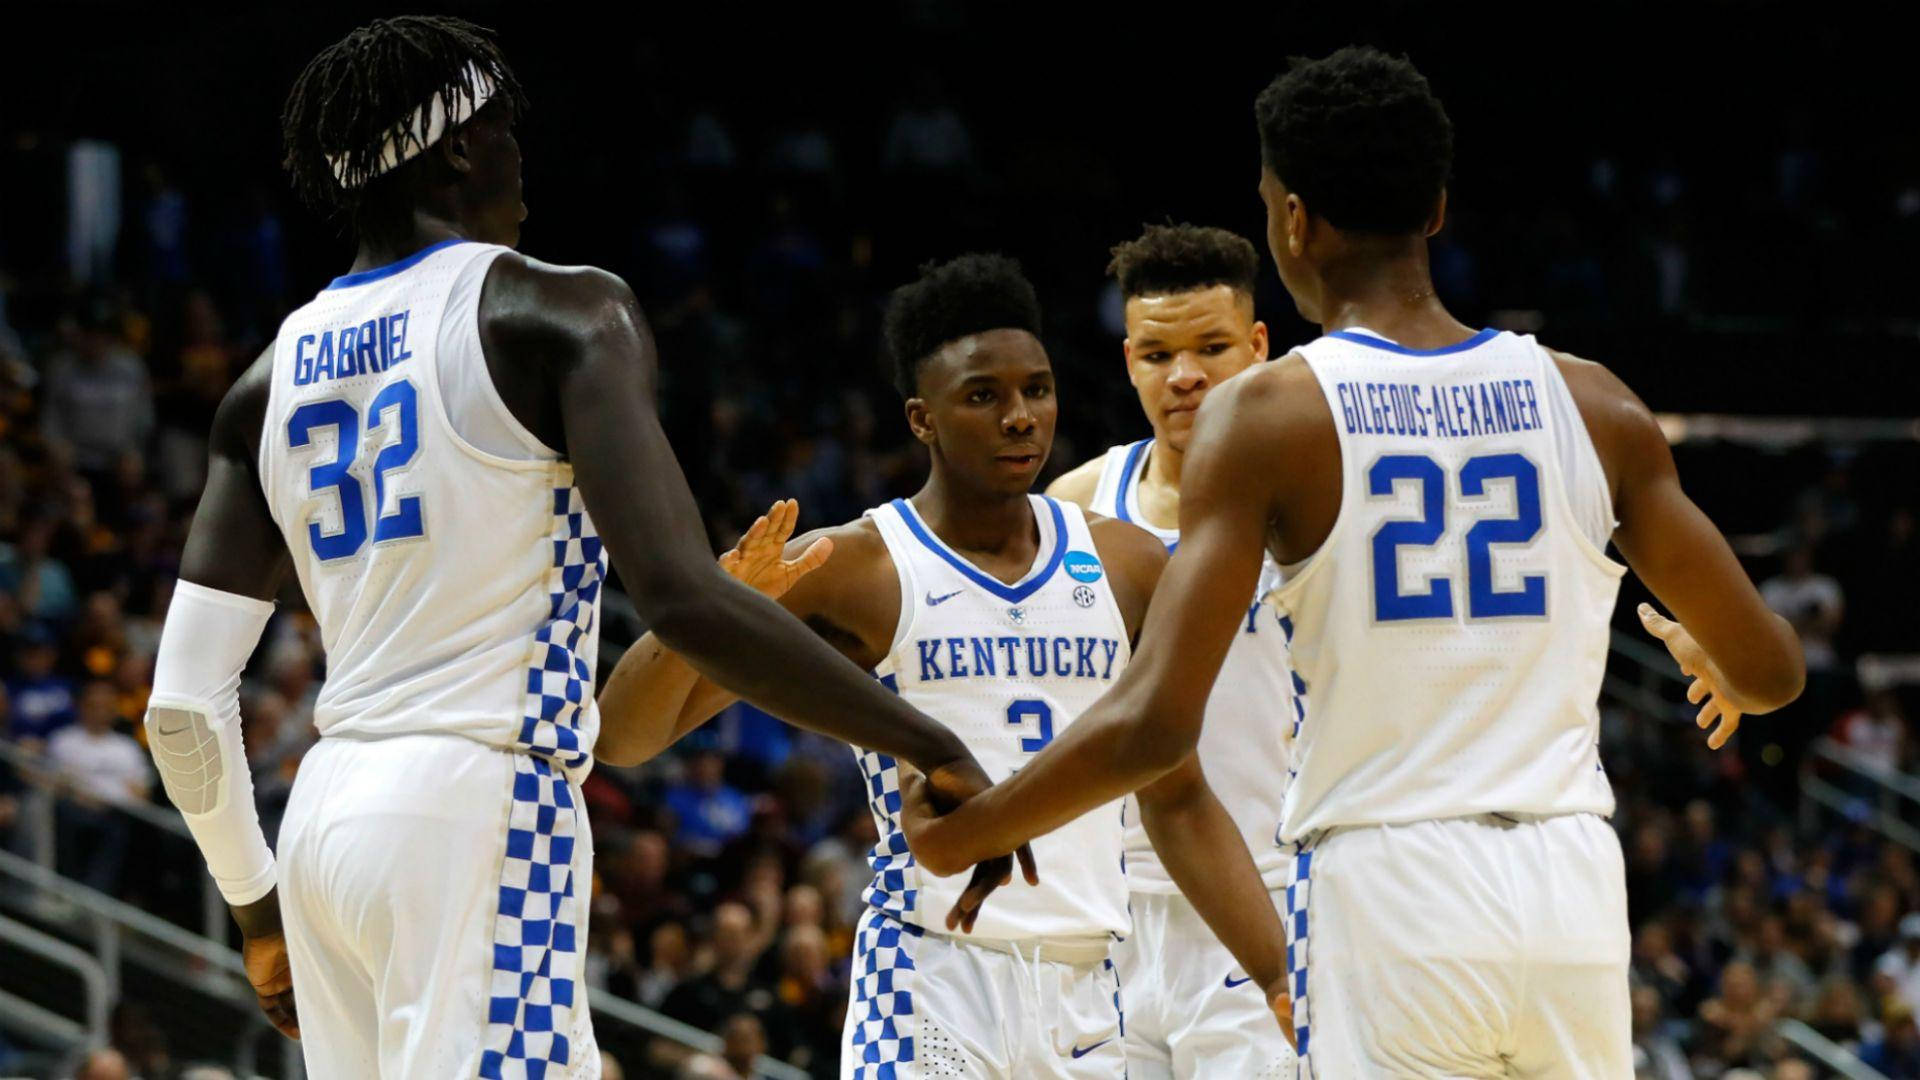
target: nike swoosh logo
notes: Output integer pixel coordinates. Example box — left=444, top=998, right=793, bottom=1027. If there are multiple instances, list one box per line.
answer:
left=926, top=590, right=963, bottom=606
left=1069, top=1039, right=1112, bottom=1059
left=1224, top=974, right=1254, bottom=988
left=156, top=725, right=188, bottom=737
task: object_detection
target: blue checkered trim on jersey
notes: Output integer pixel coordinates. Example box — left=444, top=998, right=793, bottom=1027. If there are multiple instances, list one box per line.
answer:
left=1284, top=840, right=1316, bottom=1074
left=858, top=674, right=918, bottom=921
left=848, top=908, right=923, bottom=1077
left=517, top=487, right=605, bottom=769
left=480, top=755, right=583, bottom=1079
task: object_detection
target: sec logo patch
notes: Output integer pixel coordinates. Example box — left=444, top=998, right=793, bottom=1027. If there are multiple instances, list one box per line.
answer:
left=1073, top=585, right=1096, bottom=608
left=1064, top=551, right=1103, bottom=583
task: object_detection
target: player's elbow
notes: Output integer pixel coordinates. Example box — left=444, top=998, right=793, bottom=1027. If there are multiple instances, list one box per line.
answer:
left=1746, top=619, right=1808, bottom=714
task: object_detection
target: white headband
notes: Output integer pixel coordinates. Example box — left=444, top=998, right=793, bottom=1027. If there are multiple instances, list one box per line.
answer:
left=326, top=60, right=498, bottom=189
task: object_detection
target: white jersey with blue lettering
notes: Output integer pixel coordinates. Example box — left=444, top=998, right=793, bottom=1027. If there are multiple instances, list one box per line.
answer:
left=859, top=495, right=1132, bottom=942
left=1271, top=327, right=1623, bottom=841
left=1087, top=439, right=1297, bottom=892
left=258, top=239, right=607, bottom=772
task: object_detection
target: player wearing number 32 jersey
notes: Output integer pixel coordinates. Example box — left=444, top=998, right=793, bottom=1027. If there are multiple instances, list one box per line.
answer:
left=595, top=255, right=1287, bottom=1080
left=903, top=48, right=1805, bottom=1080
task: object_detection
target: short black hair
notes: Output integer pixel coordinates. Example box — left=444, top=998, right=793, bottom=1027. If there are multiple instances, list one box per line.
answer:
left=1107, top=224, right=1260, bottom=300
left=883, top=253, right=1042, bottom=396
left=282, top=16, right=527, bottom=225
left=1254, top=46, right=1452, bottom=235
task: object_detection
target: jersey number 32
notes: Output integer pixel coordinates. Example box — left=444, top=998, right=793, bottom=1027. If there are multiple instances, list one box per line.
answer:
left=286, top=380, right=425, bottom=561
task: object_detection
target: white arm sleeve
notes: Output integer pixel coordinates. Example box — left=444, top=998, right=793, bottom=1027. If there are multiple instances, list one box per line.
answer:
left=146, top=580, right=277, bottom=906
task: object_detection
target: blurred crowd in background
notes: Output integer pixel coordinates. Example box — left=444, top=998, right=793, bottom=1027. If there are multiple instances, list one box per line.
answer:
left=4, top=6, right=1919, bottom=1078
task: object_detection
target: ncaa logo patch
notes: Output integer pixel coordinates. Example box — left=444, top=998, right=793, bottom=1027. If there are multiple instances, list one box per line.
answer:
left=1073, top=585, right=1096, bottom=608
left=1064, top=551, right=1103, bottom=583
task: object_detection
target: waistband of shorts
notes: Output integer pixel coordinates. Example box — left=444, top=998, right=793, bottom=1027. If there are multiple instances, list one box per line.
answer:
left=933, top=932, right=1113, bottom=965
left=1309, top=809, right=1600, bottom=843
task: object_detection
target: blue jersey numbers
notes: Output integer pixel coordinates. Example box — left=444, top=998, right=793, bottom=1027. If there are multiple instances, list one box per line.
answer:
left=286, top=379, right=426, bottom=562
left=1370, top=451, right=1547, bottom=622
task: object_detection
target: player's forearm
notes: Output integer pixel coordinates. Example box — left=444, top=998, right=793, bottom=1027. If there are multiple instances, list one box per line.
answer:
left=1138, top=769, right=1287, bottom=1002
left=595, top=631, right=711, bottom=767
left=646, top=577, right=969, bottom=773
left=923, top=689, right=1193, bottom=871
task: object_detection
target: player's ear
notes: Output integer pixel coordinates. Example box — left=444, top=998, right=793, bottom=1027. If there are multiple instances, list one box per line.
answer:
left=1426, top=189, right=1448, bottom=238
left=1285, top=194, right=1308, bottom=257
left=441, top=127, right=474, bottom=176
left=904, top=397, right=936, bottom=447
left=1250, top=321, right=1270, bottom=362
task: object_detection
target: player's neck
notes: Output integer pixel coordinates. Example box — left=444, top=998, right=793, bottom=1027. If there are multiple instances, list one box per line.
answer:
left=349, top=207, right=470, bottom=275
left=910, top=473, right=1037, bottom=562
left=1315, top=247, right=1474, bottom=349
left=1137, top=437, right=1184, bottom=527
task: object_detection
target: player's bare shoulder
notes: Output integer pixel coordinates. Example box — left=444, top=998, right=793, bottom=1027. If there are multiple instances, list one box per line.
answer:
left=1545, top=347, right=1669, bottom=493
left=778, top=516, right=902, bottom=667
left=1083, top=511, right=1169, bottom=638
left=479, top=253, right=642, bottom=349
left=1045, top=456, right=1106, bottom=510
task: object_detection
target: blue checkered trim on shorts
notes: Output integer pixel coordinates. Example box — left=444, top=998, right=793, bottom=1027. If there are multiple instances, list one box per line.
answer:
left=848, top=908, right=923, bottom=1077
left=517, top=487, right=605, bottom=769
left=1284, top=841, right=1316, bottom=1074
left=480, top=756, right=582, bottom=1078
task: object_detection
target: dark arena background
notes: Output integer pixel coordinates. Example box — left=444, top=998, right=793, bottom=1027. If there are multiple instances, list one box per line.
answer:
left=1, top=4, right=1916, bottom=1078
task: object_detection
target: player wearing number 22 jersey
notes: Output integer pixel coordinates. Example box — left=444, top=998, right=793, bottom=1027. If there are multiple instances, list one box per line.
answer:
left=903, top=48, right=1805, bottom=1080
left=598, top=254, right=1287, bottom=1080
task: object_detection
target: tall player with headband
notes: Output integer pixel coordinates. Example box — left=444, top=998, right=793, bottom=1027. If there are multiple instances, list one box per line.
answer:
left=904, top=47, right=1805, bottom=1076
left=143, top=17, right=1011, bottom=1078
left=1046, top=223, right=1297, bottom=1079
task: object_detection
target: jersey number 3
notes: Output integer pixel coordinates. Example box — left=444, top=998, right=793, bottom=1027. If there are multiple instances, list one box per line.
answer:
left=1370, top=452, right=1546, bottom=622
left=287, top=380, right=425, bottom=561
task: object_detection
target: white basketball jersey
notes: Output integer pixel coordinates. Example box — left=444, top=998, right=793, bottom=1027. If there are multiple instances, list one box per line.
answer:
left=1271, top=327, right=1623, bottom=840
left=858, top=495, right=1132, bottom=941
left=258, top=239, right=606, bottom=772
left=1088, top=439, right=1297, bottom=892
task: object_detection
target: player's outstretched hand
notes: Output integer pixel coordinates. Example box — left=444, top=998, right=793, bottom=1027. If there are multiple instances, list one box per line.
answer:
left=1638, top=602, right=1743, bottom=750
left=718, top=499, right=831, bottom=599
left=233, top=890, right=299, bottom=1040
left=901, top=759, right=1040, bottom=933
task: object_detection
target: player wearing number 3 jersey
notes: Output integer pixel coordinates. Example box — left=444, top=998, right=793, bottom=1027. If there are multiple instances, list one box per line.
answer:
left=595, top=255, right=1287, bottom=1079
left=902, top=48, right=1805, bottom=1079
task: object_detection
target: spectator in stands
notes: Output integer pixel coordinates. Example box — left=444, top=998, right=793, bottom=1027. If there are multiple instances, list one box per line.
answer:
left=39, top=294, right=154, bottom=478
left=1875, top=913, right=1920, bottom=1014
left=1836, top=685, right=1908, bottom=777
left=1629, top=983, right=1690, bottom=1080
left=1806, top=975, right=1874, bottom=1055
left=1861, top=1002, right=1920, bottom=1077
left=46, top=680, right=150, bottom=893
left=0, top=516, right=78, bottom=625
left=640, top=920, right=695, bottom=1009
left=74, top=1046, right=132, bottom=1080
left=4, top=621, right=73, bottom=749
left=1743, top=913, right=1817, bottom=1008
left=659, top=902, right=789, bottom=1064
left=664, top=746, right=753, bottom=859
left=599, top=1051, right=626, bottom=1080
left=720, top=1012, right=769, bottom=1078
left=1694, top=960, right=1781, bottom=1071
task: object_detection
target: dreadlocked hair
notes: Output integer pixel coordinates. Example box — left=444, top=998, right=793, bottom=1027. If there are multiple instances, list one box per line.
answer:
left=281, top=16, right=527, bottom=219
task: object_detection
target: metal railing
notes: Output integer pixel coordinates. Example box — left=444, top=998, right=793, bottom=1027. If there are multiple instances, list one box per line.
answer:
left=1774, top=1018, right=1889, bottom=1079
left=1800, top=737, right=1920, bottom=855
left=0, top=737, right=228, bottom=942
left=0, top=912, right=109, bottom=1052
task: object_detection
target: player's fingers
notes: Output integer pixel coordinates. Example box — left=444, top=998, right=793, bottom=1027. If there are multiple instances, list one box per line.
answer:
left=1695, top=696, right=1721, bottom=730
left=1016, top=842, right=1039, bottom=886
left=741, top=513, right=770, bottom=549
left=767, top=499, right=793, bottom=541
left=1636, top=603, right=1680, bottom=643
left=791, top=537, right=833, bottom=577
left=1686, top=678, right=1709, bottom=705
left=1708, top=711, right=1742, bottom=750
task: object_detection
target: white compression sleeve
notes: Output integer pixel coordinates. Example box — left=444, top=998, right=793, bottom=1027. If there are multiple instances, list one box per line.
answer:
left=146, top=580, right=277, bottom=906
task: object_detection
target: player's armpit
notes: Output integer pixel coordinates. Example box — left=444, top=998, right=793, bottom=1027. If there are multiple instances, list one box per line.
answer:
left=1136, top=754, right=1289, bottom=1020
left=1581, top=365, right=1805, bottom=716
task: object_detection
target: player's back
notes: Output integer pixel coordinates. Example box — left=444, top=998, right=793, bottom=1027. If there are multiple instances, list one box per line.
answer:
left=258, top=239, right=606, bottom=769
left=1272, top=327, right=1623, bottom=839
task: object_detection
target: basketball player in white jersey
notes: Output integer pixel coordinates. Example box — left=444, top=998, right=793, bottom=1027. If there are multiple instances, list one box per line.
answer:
left=143, top=18, right=1007, bottom=1078
left=593, top=254, right=1287, bottom=1079
left=1046, top=224, right=1297, bottom=1079
left=903, top=47, right=1806, bottom=1078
